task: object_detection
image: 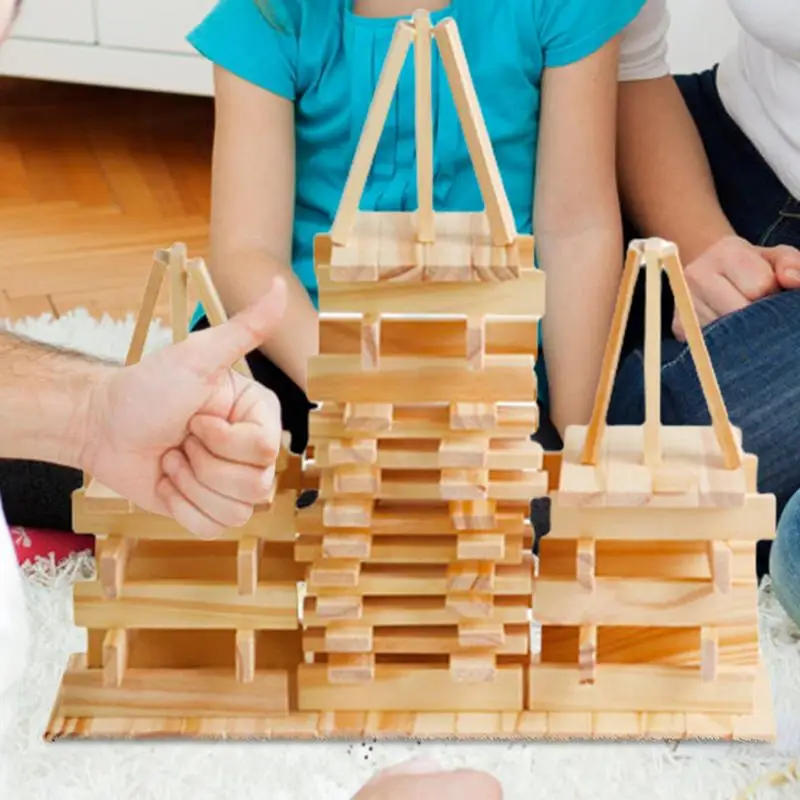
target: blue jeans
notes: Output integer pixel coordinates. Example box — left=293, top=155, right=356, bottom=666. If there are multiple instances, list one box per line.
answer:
left=610, top=67, right=800, bottom=584
left=771, top=490, right=800, bottom=629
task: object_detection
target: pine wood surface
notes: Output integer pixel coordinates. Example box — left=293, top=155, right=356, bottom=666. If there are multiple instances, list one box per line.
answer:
left=0, top=78, right=213, bottom=322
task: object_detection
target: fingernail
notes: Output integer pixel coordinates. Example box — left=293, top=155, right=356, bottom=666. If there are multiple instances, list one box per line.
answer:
left=786, top=269, right=800, bottom=283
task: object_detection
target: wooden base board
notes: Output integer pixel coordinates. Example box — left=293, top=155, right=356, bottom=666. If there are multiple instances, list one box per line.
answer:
left=45, top=663, right=775, bottom=743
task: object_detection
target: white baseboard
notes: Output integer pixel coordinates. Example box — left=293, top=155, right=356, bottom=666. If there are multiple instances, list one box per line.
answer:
left=0, top=38, right=213, bottom=96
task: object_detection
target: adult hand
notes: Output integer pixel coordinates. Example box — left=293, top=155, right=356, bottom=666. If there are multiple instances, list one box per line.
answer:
left=81, top=278, right=288, bottom=539
left=672, top=236, right=784, bottom=341
left=353, top=756, right=503, bottom=800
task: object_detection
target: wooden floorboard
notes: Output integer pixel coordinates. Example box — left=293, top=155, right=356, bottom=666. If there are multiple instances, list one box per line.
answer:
left=0, top=78, right=213, bottom=322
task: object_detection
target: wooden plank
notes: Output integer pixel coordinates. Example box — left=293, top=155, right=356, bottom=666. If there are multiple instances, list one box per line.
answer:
left=561, top=425, right=748, bottom=509
left=319, top=316, right=538, bottom=358
left=533, top=578, right=757, bottom=627
left=330, top=21, right=415, bottom=244
left=298, top=534, right=531, bottom=566
left=539, top=538, right=756, bottom=582
left=298, top=664, right=524, bottom=712
left=433, top=19, right=516, bottom=245
left=308, top=354, right=535, bottom=403
left=414, top=9, right=434, bottom=242
left=308, top=624, right=525, bottom=655
left=310, top=402, right=537, bottom=440
left=236, top=630, right=256, bottom=684
left=73, top=488, right=297, bottom=541
left=323, top=623, right=373, bottom=654
left=298, top=502, right=526, bottom=537
left=303, top=595, right=529, bottom=627
left=549, top=492, right=775, bottom=542
left=314, top=438, right=543, bottom=471
left=328, top=653, right=376, bottom=684
left=237, top=537, right=261, bottom=596
left=319, top=469, right=546, bottom=503
left=74, top=580, right=298, bottom=630
left=102, top=629, right=128, bottom=689
left=316, top=263, right=544, bottom=317
left=306, top=562, right=531, bottom=597
left=60, top=663, right=289, bottom=718
left=539, top=624, right=759, bottom=668
left=528, top=663, right=755, bottom=715
left=98, top=536, right=131, bottom=599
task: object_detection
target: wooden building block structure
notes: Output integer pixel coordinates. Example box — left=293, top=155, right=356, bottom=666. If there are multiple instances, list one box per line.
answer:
left=46, top=12, right=775, bottom=743
left=536, top=238, right=775, bottom=738
left=53, top=244, right=305, bottom=721
left=294, top=12, right=548, bottom=713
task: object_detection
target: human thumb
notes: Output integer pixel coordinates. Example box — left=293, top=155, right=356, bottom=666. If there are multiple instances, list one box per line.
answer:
left=182, top=277, right=288, bottom=377
left=759, top=245, right=800, bottom=289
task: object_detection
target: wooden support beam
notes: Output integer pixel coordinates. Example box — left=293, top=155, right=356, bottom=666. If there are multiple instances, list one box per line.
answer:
left=579, top=625, right=597, bottom=685
left=708, top=541, right=733, bottom=593
left=447, top=561, right=495, bottom=593
left=450, top=402, right=497, bottom=430
left=99, top=536, right=131, bottom=600
left=322, top=499, right=374, bottom=529
left=343, top=403, right=394, bottom=432
left=361, top=313, right=381, bottom=370
left=332, top=465, right=381, bottom=495
left=237, top=537, right=261, bottom=596
left=466, top=316, right=486, bottom=370
left=327, top=653, right=376, bottom=684
left=102, top=629, right=129, bottom=688
left=457, top=533, right=505, bottom=561
left=445, top=592, right=493, bottom=620
left=414, top=9, right=435, bottom=242
left=321, top=533, right=371, bottom=560
left=324, top=624, right=373, bottom=654
left=701, top=627, right=719, bottom=682
left=236, top=630, right=256, bottom=684
left=308, top=559, right=361, bottom=589
left=169, top=243, right=189, bottom=343
left=450, top=499, right=497, bottom=531
left=315, top=595, right=363, bottom=621
left=576, top=538, right=596, bottom=592
left=458, top=621, right=506, bottom=649
left=450, top=652, right=496, bottom=682
left=125, top=250, right=168, bottom=366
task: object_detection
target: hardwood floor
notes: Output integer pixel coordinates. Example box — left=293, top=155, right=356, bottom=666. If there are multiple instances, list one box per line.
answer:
left=0, top=77, right=214, bottom=322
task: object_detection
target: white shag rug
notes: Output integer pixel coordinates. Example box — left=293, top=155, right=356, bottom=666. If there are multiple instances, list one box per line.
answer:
left=1, top=309, right=800, bottom=800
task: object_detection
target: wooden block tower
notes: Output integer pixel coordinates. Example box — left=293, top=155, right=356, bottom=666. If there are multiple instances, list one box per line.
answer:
left=535, top=238, right=776, bottom=739
left=53, top=244, right=305, bottom=723
left=294, top=12, right=548, bottom=712
left=46, top=13, right=776, bottom=743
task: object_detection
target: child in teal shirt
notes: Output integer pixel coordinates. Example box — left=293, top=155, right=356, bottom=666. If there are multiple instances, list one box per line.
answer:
left=188, top=0, right=644, bottom=450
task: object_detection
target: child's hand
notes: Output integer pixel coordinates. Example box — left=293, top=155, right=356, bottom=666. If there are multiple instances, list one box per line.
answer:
left=672, top=236, right=782, bottom=340
left=352, top=757, right=503, bottom=800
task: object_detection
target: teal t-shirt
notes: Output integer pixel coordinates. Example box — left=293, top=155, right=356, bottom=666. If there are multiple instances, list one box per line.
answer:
left=187, top=0, right=644, bottom=409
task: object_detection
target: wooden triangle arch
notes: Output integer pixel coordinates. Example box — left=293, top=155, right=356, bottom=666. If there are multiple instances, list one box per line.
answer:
left=581, top=238, right=742, bottom=471
left=124, top=243, right=252, bottom=376
left=329, top=10, right=517, bottom=248
left=81, top=244, right=253, bottom=490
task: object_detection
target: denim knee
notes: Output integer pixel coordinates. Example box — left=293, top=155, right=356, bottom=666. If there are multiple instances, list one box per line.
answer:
left=770, top=488, right=800, bottom=629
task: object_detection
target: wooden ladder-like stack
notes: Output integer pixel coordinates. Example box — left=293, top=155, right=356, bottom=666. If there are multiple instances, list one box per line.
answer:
left=294, top=11, right=548, bottom=713
left=536, top=238, right=775, bottom=739
left=58, top=244, right=304, bottom=722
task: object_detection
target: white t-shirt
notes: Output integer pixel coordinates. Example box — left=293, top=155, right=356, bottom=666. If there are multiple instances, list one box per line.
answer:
left=620, top=0, right=800, bottom=201
left=0, top=499, right=29, bottom=700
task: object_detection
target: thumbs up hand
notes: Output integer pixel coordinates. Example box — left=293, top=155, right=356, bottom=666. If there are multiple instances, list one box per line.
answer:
left=81, top=278, right=288, bottom=538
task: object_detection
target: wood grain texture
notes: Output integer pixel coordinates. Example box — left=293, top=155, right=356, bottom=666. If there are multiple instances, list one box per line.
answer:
left=0, top=78, right=211, bottom=321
